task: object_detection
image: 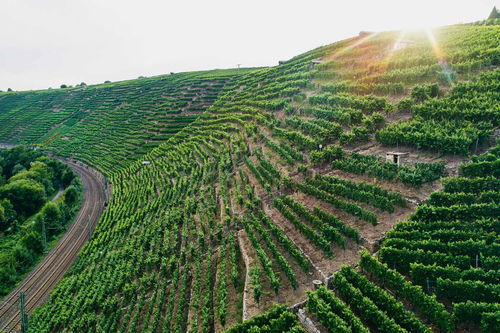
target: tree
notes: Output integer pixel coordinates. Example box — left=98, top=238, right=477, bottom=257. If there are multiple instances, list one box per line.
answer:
left=12, top=163, right=26, bottom=175
left=60, top=84, right=68, bottom=89
left=0, top=199, right=16, bottom=231
left=7, top=88, right=12, bottom=92
left=0, top=179, right=46, bottom=217
left=40, top=202, right=62, bottom=234
left=0, top=204, right=4, bottom=227
left=12, top=244, right=34, bottom=267
left=61, top=168, right=76, bottom=187
left=0, top=145, right=41, bottom=178
left=64, top=185, right=78, bottom=205
left=0, top=252, right=17, bottom=288
left=9, top=161, right=54, bottom=194
left=488, top=6, right=500, bottom=19
left=20, top=231, right=43, bottom=254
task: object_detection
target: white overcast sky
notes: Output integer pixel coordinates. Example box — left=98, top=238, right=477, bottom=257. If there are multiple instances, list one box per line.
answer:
left=1, top=0, right=498, bottom=91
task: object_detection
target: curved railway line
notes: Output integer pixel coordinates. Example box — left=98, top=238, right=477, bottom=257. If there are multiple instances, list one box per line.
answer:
left=0, top=159, right=108, bottom=332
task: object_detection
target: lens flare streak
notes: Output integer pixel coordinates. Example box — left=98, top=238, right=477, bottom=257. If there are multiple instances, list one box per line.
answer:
left=325, top=32, right=380, bottom=61
left=425, top=28, right=454, bottom=83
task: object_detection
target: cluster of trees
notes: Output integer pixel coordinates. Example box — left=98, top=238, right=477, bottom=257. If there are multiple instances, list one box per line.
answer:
left=488, top=6, right=500, bottom=19
left=59, top=82, right=86, bottom=89
left=0, top=146, right=81, bottom=296
left=0, top=146, right=76, bottom=230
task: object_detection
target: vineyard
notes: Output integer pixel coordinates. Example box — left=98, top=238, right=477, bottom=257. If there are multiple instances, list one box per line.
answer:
left=289, top=143, right=500, bottom=333
left=0, top=69, right=252, bottom=172
left=0, top=22, right=498, bottom=333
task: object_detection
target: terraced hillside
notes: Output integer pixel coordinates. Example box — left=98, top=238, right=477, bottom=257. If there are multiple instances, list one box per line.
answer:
left=0, top=23, right=498, bottom=333
left=238, top=144, right=500, bottom=332
left=0, top=69, right=253, bottom=171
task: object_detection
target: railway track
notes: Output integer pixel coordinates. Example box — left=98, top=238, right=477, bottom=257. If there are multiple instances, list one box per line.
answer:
left=0, top=159, right=108, bottom=332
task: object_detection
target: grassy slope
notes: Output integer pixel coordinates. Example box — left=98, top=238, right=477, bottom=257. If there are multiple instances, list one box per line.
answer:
left=0, top=23, right=497, bottom=332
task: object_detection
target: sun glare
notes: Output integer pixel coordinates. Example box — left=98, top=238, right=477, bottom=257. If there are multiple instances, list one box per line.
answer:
left=325, top=32, right=380, bottom=61
left=425, top=28, right=443, bottom=59
left=425, top=27, right=454, bottom=83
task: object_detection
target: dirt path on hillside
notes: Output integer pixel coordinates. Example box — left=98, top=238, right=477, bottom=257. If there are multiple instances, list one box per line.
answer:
left=51, top=187, right=64, bottom=202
